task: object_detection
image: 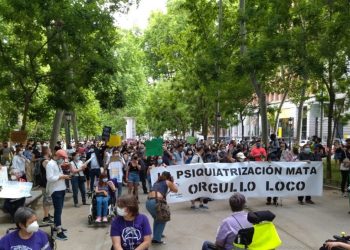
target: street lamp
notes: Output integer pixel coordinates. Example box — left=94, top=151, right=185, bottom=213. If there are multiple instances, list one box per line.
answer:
left=65, top=112, right=72, bottom=145
left=288, top=117, right=293, bottom=150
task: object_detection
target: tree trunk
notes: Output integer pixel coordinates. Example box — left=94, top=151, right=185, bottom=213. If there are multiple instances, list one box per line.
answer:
left=250, top=73, right=269, bottom=147
left=273, top=91, right=288, bottom=134
left=326, top=84, right=335, bottom=180
left=202, top=115, right=208, bottom=140
left=21, top=94, right=31, bottom=131
left=49, top=109, right=64, bottom=152
left=72, top=111, right=79, bottom=143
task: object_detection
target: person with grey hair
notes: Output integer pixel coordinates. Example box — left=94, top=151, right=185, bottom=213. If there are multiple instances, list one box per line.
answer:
left=0, top=207, right=51, bottom=250
left=201, top=193, right=252, bottom=250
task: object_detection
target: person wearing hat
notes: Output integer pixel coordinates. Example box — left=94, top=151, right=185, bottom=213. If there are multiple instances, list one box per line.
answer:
left=236, top=152, right=246, bottom=162
left=146, top=171, right=178, bottom=244
left=46, top=149, right=71, bottom=240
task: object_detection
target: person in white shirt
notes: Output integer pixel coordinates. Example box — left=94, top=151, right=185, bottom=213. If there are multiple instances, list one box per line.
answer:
left=70, top=152, right=88, bottom=207
left=46, top=149, right=71, bottom=241
left=107, top=149, right=124, bottom=197
left=190, top=146, right=208, bottom=209
left=11, top=146, right=30, bottom=179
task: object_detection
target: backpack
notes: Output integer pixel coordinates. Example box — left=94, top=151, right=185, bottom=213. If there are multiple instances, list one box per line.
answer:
left=33, top=158, right=47, bottom=187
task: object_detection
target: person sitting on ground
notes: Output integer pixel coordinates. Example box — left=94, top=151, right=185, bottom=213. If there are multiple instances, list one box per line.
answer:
left=202, top=193, right=252, bottom=250
left=111, top=194, right=152, bottom=250
left=0, top=207, right=51, bottom=250
left=95, top=172, right=116, bottom=223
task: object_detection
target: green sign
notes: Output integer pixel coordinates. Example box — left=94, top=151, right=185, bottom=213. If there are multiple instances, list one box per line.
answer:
left=186, top=136, right=196, bottom=145
left=145, top=138, right=164, bottom=156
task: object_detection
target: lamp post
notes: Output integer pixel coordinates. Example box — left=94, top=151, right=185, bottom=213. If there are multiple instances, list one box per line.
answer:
left=65, top=112, right=72, bottom=146
left=288, top=117, right=293, bottom=150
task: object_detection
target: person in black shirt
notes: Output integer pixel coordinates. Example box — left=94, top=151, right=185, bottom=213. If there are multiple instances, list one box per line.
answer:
left=297, top=144, right=316, bottom=205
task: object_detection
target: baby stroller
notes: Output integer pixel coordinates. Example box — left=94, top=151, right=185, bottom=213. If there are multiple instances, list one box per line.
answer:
left=6, top=224, right=56, bottom=249
left=87, top=188, right=116, bottom=225
left=233, top=210, right=282, bottom=249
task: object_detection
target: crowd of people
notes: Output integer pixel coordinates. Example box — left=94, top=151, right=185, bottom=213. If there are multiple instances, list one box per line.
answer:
left=0, top=135, right=350, bottom=249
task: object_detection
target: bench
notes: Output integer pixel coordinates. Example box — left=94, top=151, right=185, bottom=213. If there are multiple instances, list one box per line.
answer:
left=0, top=190, right=42, bottom=223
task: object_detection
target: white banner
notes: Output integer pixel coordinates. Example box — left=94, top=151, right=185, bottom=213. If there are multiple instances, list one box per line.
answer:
left=0, top=181, right=33, bottom=199
left=150, top=162, right=323, bottom=203
left=0, top=167, right=8, bottom=185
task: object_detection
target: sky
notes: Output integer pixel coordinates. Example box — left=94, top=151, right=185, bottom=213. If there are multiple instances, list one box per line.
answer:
left=115, top=0, right=167, bottom=30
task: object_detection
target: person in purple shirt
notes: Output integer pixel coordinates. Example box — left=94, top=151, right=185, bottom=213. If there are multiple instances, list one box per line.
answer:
left=111, top=194, right=152, bottom=250
left=202, top=193, right=252, bottom=250
left=0, top=207, right=51, bottom=250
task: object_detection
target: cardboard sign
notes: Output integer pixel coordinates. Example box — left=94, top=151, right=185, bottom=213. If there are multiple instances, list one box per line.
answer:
left=0, top=181, right=33, bottom=199
left=186, top=136, right=196, bottom=145
left=145, top=138, right=164, bottom=156
left=10, top=131, right=28, bottom=144
left=102, top=126, right=112, bottom=141
left=107, top=135, right=122, bottom=147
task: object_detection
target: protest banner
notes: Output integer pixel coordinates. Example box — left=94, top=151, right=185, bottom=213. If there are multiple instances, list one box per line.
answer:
left=150, top=161, right=323, bottom=203
left=145, top=138, right=163, bottom=156
left=0, top=181, right=33, bottom=199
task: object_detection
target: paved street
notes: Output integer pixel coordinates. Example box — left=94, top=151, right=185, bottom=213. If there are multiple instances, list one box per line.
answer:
left=0, top=188, right=349, bottom=250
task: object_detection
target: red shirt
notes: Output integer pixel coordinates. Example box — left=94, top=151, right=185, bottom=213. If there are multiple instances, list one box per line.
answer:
left=250, top=147, right=267, bottom=161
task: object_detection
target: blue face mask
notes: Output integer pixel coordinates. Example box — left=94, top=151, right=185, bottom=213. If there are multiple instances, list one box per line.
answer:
left=157, top=159, right=163, bottom=165
left=56, top=159, right=64, bottom=165
left=102, top=178, right=108, bottom=183
left=256, top=143, right=261, bottom=148
left=304, top=148, right=311, bottom=154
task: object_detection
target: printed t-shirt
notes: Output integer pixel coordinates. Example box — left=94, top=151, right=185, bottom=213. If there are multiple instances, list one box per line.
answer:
left=110, top=214, right=152, bottom=250
left=0, top=229, right=51, bottom=250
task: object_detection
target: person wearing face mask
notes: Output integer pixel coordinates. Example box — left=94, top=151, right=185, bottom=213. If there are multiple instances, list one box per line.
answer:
left=46, top=149, right=71, bottom=240
left=185, top=148, right=194, bottom=164
left=95, top=173, right=116, bottom=222
left=126, top=154, right=141, bottom=201
left=69, top=152, right=88, bottom=208
left=339, top=139, right=350, bottom=198
left=249, top=140, right=267, bottom=162
left=11, top=145, right=30, bottom=180
left=107, top=149, right=124, bottom=197
left=111, top=194, right=152, bottom=250
left=297, top=144, right=316, bottom=205
left=0, top=207, right=51, bottom=250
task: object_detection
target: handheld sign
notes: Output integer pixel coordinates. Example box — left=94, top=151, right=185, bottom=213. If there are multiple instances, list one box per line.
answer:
left=145, top=138, right=164, bottom=157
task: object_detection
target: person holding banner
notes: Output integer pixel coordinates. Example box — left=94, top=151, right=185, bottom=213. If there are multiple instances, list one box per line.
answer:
left=249, top=140, right=267, bottom=162
left=201, top=193, right=252, bottom=250
left=297, top=144, right=316, bottom=205
left=146, top=171, right=178, bottom=244
left=190, top=146, right=209, bottom=209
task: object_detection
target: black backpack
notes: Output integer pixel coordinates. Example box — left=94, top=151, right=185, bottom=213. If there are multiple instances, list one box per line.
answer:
left=33, top=158, right=47, bottom=187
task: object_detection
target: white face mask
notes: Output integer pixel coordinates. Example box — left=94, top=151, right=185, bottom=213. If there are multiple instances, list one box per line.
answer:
left=116, top=207, right=127, bottom=217
left=10, top=175, right=17, bottom=180
left=26, top=221, right=39, bottom=233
